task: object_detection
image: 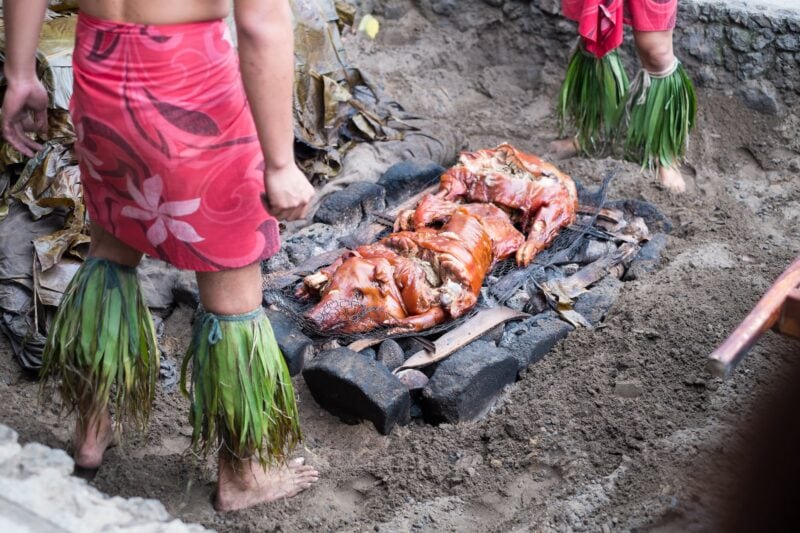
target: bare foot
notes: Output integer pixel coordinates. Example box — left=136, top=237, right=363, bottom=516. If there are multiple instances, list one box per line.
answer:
left=74, top=409, right=114, bottom=469
left=547, top=138, right=579, bottom=160
left=658, top=164, right=686, bottom=193
left=215, top=455, right=319, bottom=512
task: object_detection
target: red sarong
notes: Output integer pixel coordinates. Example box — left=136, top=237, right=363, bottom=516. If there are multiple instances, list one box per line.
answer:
left=562, top=0, right=678, bottom=57
left=72, top=13, right=280, bottom=271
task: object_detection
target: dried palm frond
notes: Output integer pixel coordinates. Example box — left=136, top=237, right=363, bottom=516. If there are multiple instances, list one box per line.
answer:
left=180, top=310, right=301, bottom=466
left=622, top=61, right=697, bottom=169
left=40, top=258, right=159, bottom=432
left=558, top=43, right=630, bottom=157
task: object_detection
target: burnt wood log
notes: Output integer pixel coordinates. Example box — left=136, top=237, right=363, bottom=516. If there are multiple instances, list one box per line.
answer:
left=303, top=347, right=411, bottom=434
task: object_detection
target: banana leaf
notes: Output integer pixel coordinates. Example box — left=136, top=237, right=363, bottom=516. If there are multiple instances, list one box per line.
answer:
left=334, top=1, right=357, bottom=30
left=35, top=257, right=81, bottom=306
left=292, top=0, right=409, bottom=182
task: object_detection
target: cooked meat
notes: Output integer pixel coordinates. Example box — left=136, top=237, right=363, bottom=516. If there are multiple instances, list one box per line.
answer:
left=299, top=144, right=577, bottom=334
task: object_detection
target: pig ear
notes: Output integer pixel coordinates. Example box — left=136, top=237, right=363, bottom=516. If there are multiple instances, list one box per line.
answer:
left=373, top=264, right=393, bottom=286
left=342, top=250, right=359, bottom=261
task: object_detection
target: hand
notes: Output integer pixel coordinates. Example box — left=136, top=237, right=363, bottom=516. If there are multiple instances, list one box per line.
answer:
left=262, top=164, right=315, bottom=221
left=1, top=79, right=48, bottom=157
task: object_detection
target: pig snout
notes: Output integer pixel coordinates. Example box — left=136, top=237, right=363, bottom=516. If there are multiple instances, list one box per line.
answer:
left=304, top=289, right=367, bottom=332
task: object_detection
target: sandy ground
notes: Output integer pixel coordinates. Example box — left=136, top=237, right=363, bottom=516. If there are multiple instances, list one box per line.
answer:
left=2, top=2, right=800, bottom=531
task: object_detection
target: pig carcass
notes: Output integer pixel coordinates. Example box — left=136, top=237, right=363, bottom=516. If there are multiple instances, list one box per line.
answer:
left=397, top=143, right=578, bottom=266
left=299, top=144, right=577, bottom=334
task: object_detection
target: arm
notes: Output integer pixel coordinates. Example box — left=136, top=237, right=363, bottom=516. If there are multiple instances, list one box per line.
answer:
left=234, top=0, right=315, bottom=221
left=1, top=0, right=49, bottom=156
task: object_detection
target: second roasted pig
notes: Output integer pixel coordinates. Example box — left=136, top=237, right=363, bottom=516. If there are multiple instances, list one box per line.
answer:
left=398, top=143, right=578, bottom=266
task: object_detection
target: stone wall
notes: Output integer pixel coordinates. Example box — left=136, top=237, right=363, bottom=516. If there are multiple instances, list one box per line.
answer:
left=404, top=0, right=800, bottom=113
left=677, top=0, right=800, bottom=114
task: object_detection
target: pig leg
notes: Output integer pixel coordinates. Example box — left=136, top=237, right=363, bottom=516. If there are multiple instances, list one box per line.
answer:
left=393, top=209, right=416, bottom=232
left=516, top=196, right=575, bottom=266
left=390, top=307, right=448, bottom=333
left=412, top=195, right=461, bottom=228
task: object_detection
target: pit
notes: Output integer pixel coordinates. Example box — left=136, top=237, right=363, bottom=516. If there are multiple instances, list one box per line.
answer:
left=262, top=163, right=672, bottom=432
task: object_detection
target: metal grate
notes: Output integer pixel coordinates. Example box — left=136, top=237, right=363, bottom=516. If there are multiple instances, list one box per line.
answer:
left=264, top=172, right=617, bottom=344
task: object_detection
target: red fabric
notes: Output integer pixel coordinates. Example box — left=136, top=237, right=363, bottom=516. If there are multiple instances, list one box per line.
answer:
left=562, top=0, right=678, bottom=58
left=71, top=13, right=280, bottom=271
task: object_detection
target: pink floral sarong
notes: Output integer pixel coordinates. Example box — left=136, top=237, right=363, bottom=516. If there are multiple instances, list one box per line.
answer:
left=72, top=13, right=280, bottom=271
left=561, top=0, right=678, bottom=57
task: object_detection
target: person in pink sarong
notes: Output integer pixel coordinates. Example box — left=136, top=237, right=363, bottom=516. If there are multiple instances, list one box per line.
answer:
left=2, top=0, right=319, bottom=513
left=551, top=0, right=692, bottom=193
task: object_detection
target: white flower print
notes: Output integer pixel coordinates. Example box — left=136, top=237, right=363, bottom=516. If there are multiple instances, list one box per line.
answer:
left=75, top=122, right=105, bottom=181
left=121, top=175, right=204, bottom=246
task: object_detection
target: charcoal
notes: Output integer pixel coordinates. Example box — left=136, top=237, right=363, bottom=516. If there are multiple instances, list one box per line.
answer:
left=500, top=311, right=573, bottom=372
left=421, top=340, right=517, bottom=424
left=314, top=182, right=386, bottom=227
left=303, top=348, right=411, bottom=434
left=377, top=159, right=444, bottom=204
left=623, top=233, right=669, bottom=281
left=573, top=276, right=624, bottom=326
left=265, top=309, right=315, bottom=376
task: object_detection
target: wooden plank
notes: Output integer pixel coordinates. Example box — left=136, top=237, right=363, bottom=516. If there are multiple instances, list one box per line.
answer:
left=708, top=255, right=800, bottom=378
left=776, top=286, right=800, bottom=338
left=348, top=337, right=384, bottom=352
left=396, top=306, right=529, bottom=371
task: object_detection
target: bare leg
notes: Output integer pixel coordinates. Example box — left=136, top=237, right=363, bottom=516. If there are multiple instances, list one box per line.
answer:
left=546, top=137, right=579, bottom=160
left=73, top=401, right=114, bottom=470
left=632, top=30, right=675, bottom=73
left=633, top=30, right=687, bottom=193
left=196, top=264, right=319, bottom=510
left=73, top=223, right=143, bottom=469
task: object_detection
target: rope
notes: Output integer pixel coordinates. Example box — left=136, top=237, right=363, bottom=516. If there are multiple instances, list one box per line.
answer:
left=197, top=308, right=264, bottom=345
left=631, top=58, right=681, bottom=106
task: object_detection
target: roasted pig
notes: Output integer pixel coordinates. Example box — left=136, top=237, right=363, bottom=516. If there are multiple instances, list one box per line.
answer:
left=400, top=143, right=578, bottom=266
left=299, top=144, right=577, bottom=334
left=298, top=208, right=519, bottom=334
